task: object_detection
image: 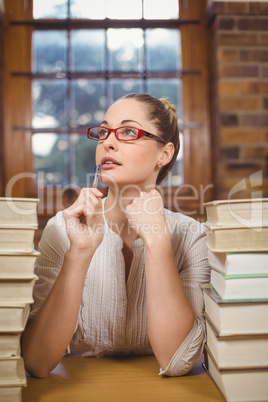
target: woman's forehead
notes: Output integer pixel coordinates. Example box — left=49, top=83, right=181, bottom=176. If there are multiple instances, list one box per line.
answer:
left=104, top=98, right=149, bottom=124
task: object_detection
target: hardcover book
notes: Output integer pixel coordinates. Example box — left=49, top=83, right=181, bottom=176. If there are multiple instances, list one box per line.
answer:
left=203, top=285, right=268, bottom=335
left=0, top=277, right=37, bottom=303
left=210, top=268, right=268, bottom=301
left=0, top=334, right=21, bottom=358
left=0, top=250, right=39, bottom=279
left=204, top=347, right=268, bottom=402
left=0, top=357, right=26, bottom=382
left=207, top=249, right=268, bottom=276
left=206, top=320, right=268, bottom=369
left=0, top=227, right=37, bottom=253
left=0, top=358, right=26, bottom=402
left=0, top=303, right=30, bottom=333
left=205, top=223, right=268, bottom=252
left=0, top=197, right=39, bottom=227
left=204, top=198, right=268, bottom=227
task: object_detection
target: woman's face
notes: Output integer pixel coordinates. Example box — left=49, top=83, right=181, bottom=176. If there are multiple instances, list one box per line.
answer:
left=95, top=98, right=164, bottom=191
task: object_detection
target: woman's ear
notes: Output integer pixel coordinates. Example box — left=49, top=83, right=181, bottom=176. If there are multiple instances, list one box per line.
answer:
left=157, top=142, right=175, bottom=168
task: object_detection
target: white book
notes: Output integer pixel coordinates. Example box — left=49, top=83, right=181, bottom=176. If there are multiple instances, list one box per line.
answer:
left=0, top=250, right=39, bottom=279
left=208, top=249, right=268, bottom=276
left=0, top=227, right=37, bottom=253
left=205, top=347, right=268, bottom=402
left=210, top=268, right=268, bottom=301
left=0, top=385, right=23, bottom=402
left=0, top=303, right=30, bottom=333
left=0, top=357, right=26, bottom=382
left=0, top=334, right=21, bottom=358
left=0, top=197, right=39, bottom=227
left=203, top=285, right=268, bottom=335
left=205, top=223, right=268, bottom=252
left=0, top=358, right=26, bottom=402
left=0, top=277, right=37, bottom=303
left=204, top=198, right=268, bottom=227
left=206, top=320, right=268, bottom=369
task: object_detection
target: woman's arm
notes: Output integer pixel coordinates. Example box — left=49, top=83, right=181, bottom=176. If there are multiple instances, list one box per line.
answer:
left=21, top=188, right=104, bottom=378
left=143, top=231, right=195, bottom=371
left=125, top=190, right=206, bottom=373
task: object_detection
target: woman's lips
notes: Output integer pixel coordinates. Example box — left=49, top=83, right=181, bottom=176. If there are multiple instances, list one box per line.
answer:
left=101, top=157, right=121, bottom=169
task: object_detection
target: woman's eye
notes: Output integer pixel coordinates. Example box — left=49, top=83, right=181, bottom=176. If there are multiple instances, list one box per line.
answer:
left=123, top=128, right=136, bottom=136
left=99, top=129, right=107, bottom=137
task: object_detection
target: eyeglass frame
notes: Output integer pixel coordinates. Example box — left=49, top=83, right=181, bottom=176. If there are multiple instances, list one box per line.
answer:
left=87, top=126, right=166, bottom=144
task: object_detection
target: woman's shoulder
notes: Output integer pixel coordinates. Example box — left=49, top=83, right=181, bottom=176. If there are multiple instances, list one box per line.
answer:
left=40, top=210, right=69, bottom=249
left=46, top=210, right=65, bottom=228
left=164, top=208, right=206, bottom=237
left=164, top=208, right=204, bottom=226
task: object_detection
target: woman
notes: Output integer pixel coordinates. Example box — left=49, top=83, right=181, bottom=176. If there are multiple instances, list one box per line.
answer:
left=22, top=93, right=210, bottom=378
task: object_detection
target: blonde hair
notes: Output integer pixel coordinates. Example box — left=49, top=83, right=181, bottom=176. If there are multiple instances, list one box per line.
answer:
left=122, top=94, right=180, bottom=184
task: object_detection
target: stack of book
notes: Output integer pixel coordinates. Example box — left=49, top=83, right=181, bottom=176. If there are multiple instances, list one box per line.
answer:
left=203, top=198, right=268, bottom=402
left=0, top=198, right=39, bottom=402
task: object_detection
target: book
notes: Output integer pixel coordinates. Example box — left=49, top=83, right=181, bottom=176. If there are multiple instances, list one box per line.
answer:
left=0, top=197, right=39, bottom=227
left=0, top=334, right=21, bottom=358
left=0, top=384, right=24, bottom=402
left=206, top=320, right=268, bottom=369
left=204, top=198, right=268, bottom=227
left=0, top=250, right=39, bottom=279
left=0, top=277, right=37, bottom=303
left=0, top=358, right=26, bottom=402
left=0, top=303, right=30, bottom=333
left=0, top=197, right=38, bottom=401
left=0, top=227, right=37, bottom=253
left=0, top=356, right=26, bottom=382
left=207, top=249, right=268, bottom=276
left=204, top=346, right=268, bottom=402
left=210, top=268, right=268, bottom=301
left=203, top=285, right=268, bottom=335
left=205, top=223, right=268, bottom=252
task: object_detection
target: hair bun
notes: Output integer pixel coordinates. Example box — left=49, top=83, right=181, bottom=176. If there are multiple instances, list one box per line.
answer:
left=160, top=99, right=177, bottom=116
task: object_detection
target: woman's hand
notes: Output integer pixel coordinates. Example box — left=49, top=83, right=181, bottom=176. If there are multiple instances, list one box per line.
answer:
left=63, top=188, right=104, bottom=254
left=125, top=189, right=167, bottom=244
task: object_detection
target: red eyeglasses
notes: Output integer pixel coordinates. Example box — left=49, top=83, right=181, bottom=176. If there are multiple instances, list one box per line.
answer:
left=87, top=126, right=166, bottom=144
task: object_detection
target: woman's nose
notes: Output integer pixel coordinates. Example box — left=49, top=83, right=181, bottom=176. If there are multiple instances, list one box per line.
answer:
left=103, top=131, right=118, bottom=150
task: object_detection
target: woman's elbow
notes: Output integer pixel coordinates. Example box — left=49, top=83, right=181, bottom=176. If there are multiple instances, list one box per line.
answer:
left=23, top=357, right=51, bottom=379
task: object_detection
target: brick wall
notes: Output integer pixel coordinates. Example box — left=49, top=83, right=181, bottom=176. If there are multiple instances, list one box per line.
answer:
left=208, top=1, right=268, bottom=199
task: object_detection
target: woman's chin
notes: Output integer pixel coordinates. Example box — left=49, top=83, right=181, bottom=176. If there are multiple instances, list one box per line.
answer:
left=99, top=173, right=120, bottom=189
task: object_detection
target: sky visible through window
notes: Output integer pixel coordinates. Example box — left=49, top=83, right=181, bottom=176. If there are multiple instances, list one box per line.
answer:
left=33, top=0, right=179, bottom=20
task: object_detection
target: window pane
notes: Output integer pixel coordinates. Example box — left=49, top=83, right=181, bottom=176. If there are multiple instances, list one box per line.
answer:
left=144, top=0, right=179, bottom=19
left=108, top=29, right=144, bottom=72
left=146, top=29, right=181, bottom=72
left=32, top=31, right=67, bottom=74
left=147, top=79, right=182, bottom=117
left=74, top=136, right=98, bottom=185
left=33, top=0, right=67, bottom=19
left=106, top=0, right=142, bottom=19
left=70, top=0, right=106, bottom=19
left=70, top=80, right=106, bottom=128
left=109, top=79, right=144, bottom=104
left=70, top=30, right=105, bottom=72
left=32, top=133, right=69, bottom=185
left=33, top=133, right=98, bottom=186
left=32, top=80, right=68, bottom=128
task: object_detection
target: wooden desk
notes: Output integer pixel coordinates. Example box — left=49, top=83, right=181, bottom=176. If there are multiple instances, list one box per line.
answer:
left=22, top=355, right=224, bottom=402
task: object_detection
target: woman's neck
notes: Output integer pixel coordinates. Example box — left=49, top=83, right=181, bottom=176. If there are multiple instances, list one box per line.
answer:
left=104, top=187, right=140, bottom=240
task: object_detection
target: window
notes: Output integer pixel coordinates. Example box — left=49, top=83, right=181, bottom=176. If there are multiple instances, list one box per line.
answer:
left=4, top=0, right=211, bottom=223
left=30, top=0, right=183, bottom=189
